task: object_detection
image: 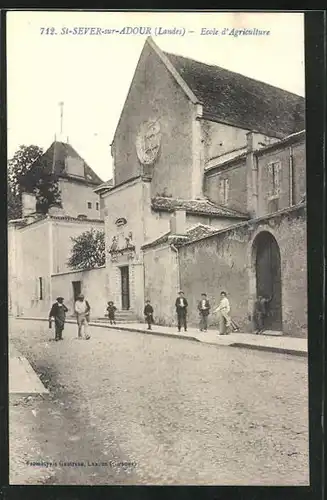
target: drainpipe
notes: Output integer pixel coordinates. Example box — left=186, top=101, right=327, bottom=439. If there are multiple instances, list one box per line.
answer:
left=289, top=146, right=294, bottom=206
left=246, top=132, right=258, bottom=217
left=170, top=243, right=180, bottom=292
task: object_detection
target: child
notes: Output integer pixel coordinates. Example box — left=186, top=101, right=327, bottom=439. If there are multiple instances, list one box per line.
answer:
left=144, top=299, right=154, bottom=330
left=106, top=301, right=117, bottom=325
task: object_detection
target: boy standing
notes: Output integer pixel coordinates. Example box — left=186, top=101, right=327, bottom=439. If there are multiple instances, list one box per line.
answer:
left=49, top=297, right=68, bottom=341
left=144, top=300, right=154, bottom=330
left=106, top=301, right=117, bottom=325
left=198, top=293, right=210, bottom=332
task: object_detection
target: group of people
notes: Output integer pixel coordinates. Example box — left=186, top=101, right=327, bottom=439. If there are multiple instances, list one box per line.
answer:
left=49, top=290, right=272, bottom=341
left=142, top=290, right=239, bottom=335
left=49, top=294, right=91, bottom=341
left=144, top=290, right=272, bottom=335
left=175, top=290, right=239, bottom=334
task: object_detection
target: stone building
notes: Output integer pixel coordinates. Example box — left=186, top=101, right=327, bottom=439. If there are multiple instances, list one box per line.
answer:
left=8, top=141, right=106, bottom=319
left=100, top=37, right=306, bottom=337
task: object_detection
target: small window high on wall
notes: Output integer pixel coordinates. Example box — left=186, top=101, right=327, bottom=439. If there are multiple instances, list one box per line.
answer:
left=39, top=277, right=43, bottom=300
left=219, top=178, right=229, bottom=205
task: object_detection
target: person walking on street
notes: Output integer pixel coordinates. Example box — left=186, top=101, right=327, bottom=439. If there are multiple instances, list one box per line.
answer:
left=144, top=299, right=154, bottom=330
left=175, top=291, right=188, bottom=332
left=253, top=295, right=272, bottom=334
left=198, top=293, right=210, bottom=332
left=74, top=294, right=91, bottom=340
left=214, top=291, right=231, bottom=335
left=49, top=297, right=68, bottom=341
left=106, top=301, right=117, bottom=325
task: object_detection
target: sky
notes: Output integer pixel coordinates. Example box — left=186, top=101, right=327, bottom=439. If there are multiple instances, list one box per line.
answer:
left=7, top=11, right=305, bottom=182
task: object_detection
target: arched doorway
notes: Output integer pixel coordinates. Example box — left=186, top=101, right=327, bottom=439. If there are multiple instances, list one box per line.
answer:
left=253, top=231, right=282, bottom=331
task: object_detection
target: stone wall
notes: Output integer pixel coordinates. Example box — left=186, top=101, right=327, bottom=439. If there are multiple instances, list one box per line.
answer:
left=178, top=205, right=307, bottom=338
left=12, top=219, right=52, bottom=318
left=59, top=178, right=102, bottom=219
left=52, top=218, right=104, bottom=274
left=111, top=43, right=195, bottom=199
left=51, top=267, right=106, bottom=319
left=257, top=139, right=306, bottom=216
left=144, top=245, right=179, bottom=326
left=205, top=160, right=247, bottom=214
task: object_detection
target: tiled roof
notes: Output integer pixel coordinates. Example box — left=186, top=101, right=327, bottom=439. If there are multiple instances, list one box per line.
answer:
left=142, top=224, right=219, bottom=250
left=164, top=52, right=305, bottom=138
left=151, top=196, right=248, bottom=219
left=93, top=179, right=114, bottom=192
left=30, top=142, right=103, bottom=186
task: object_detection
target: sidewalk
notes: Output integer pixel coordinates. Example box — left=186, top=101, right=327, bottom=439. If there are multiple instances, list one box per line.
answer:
left=18, top=317, right=307, bottom=357
left=9, top=343, right=49, bottom=395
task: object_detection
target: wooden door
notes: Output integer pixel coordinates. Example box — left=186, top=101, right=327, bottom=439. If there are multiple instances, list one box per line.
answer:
left=255, top=232, right=282, bottom=330
left=72, top=281, right=81, bottom=301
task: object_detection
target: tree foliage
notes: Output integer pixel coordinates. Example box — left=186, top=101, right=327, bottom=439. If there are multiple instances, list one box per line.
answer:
left=8, top=185, right=22, bottom=220
left=8, top=144, right=62, bottom=219
left=67, top=228, right=105, bottom=270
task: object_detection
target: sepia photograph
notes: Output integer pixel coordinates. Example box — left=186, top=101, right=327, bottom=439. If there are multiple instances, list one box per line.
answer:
left=6, top=10, right=309, bottom=486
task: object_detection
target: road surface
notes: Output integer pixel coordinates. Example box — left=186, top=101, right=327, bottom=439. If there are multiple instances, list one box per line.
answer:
left=9, top=318, right=309, bottom=485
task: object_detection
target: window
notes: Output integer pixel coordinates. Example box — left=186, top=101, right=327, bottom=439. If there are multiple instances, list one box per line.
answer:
left=87, top=202, right=92, bottom=209
left=268, top=162, right=281, bottom=198
left=96, top=202, right=99, bottom=211
left=219, top=178, right=229, bottom=205
left=39, top=277, right=43, bottom=300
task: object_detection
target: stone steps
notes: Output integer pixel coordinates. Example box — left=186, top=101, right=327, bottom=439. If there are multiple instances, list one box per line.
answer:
left=96, top=310, right=139, bottom=323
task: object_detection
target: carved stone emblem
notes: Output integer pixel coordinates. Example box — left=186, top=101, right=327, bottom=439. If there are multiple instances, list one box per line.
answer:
left=135, top=119, right=161, bottom=165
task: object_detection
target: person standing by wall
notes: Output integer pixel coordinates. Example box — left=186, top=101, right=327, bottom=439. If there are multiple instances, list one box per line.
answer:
left=198, top=293, right=210, bottom=332
left=214, top=291, right=231, bottom=335
left=253, top=295, right=272, bottom=334
left=49, top=297, right=68, bottom=341
left=74, top=294, right=91, bottom=340
left=175, top=291, right=188, bottom=333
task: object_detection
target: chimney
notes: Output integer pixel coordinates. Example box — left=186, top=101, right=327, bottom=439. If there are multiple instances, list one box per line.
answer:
left=170, top=209, right=186, bottom=235
left=22, top=192, right=36, bottom=217
left=246, top=132, right=258, bottom=217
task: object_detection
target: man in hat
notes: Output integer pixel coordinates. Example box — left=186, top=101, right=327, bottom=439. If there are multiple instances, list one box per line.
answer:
left=49, top=297, right=68, bottom=341
left=74, top=294, right=91, bottom=340
left=175, top=291, right=188, bottom=333
left=198, top=293, right=211, bottom=332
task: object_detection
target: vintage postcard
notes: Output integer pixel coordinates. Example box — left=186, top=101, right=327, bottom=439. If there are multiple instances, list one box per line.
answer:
left=7, top=11, right=309, bottom=485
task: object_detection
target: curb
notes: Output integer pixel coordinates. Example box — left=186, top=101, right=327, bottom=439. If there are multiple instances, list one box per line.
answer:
left=13, top=317, right=306, bottom=356
left=88, top=322, right=201, bottom=343
left=230, top=342, right=307, bottom=358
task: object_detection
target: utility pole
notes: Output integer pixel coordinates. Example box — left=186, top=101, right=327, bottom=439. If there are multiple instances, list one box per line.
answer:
left=59, top=101, right=64, bottom=138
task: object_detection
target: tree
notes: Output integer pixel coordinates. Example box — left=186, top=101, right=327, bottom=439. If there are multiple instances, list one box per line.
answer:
left=8, top=185, right=22, bottom=220
left=8, top=144, right=62, bottom=219
left=67, top=229, right=105, bottom=270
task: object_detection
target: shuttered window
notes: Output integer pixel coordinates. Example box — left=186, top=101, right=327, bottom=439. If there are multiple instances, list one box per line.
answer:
left=268, top=162, right=281, bottom=198
left=219, top=178, right=229, bottom=205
